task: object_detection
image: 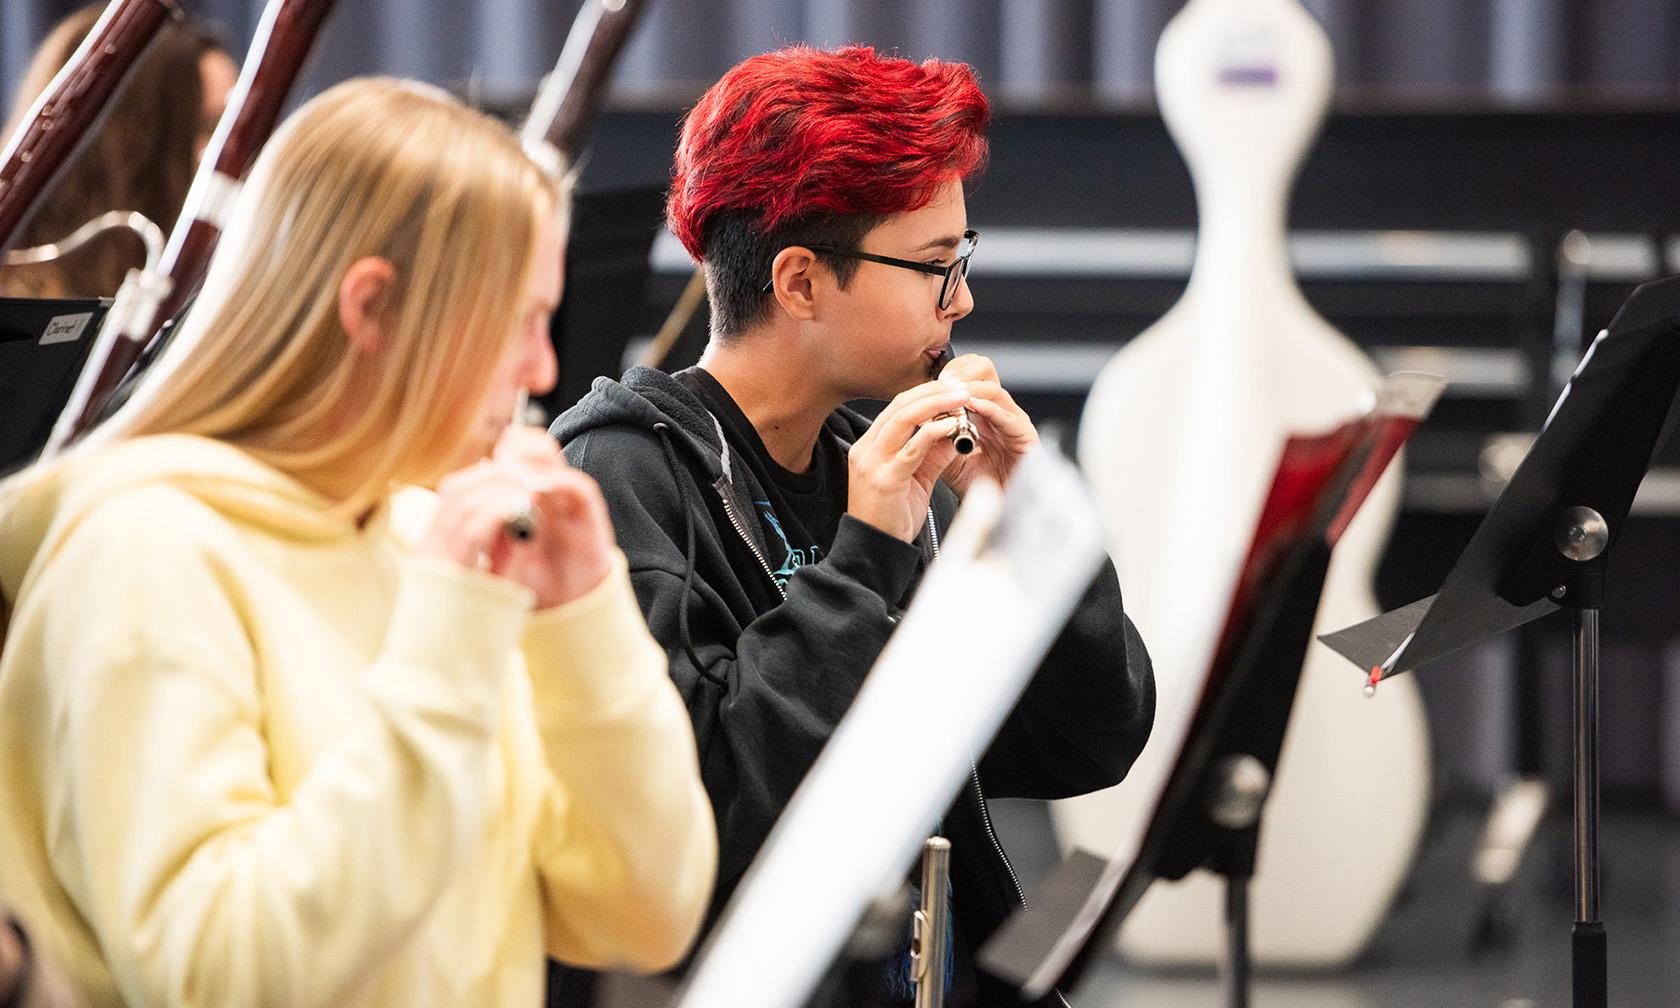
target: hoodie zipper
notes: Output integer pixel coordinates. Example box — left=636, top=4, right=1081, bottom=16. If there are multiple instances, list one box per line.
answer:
left=717, top=488, right=787, bottom=601
left=969, top=764, right=1027, bottom=908
left=925, top=510, right=1029, bottom=911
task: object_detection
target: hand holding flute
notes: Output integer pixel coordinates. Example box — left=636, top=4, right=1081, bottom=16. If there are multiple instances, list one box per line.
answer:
left=845, top=378, right=975, bottom=543
left=925, top=344, right=1041, bottom=500
left=501, top=391, right=548, bottom=541
left=845, top=344, right=1041, bottom=541
left=419, top=422, right=616, bottom=610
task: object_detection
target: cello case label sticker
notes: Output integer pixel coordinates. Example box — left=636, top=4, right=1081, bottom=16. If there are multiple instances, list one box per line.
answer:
left=40, top=312, right=93, bottom=345
left=1218, top=25, right=1280, bottom=87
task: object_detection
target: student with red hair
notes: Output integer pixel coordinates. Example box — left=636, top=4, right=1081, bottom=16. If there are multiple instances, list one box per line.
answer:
left=553, top=45, right=1154, bottom=1007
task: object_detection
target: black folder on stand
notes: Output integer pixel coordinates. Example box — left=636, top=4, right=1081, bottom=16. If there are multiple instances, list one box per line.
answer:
left=0, top=296, right=112, bottom=473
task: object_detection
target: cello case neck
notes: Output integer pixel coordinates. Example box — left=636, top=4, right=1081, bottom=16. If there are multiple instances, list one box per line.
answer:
left=1158, top=0, right=1331, bottom=311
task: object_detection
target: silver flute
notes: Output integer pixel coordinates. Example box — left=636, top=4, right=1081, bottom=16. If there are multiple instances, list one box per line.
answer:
left=913, top=836, right=952, bottom=1008
left=503, top=391, right=545, bottom=541
left=929, top=345, right=977, bottom=455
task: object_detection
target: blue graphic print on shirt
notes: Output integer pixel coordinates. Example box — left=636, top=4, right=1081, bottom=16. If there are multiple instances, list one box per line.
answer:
left=757, top=501, right=821, bottom=591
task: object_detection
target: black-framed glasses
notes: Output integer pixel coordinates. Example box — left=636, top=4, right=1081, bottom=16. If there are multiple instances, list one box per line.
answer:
left=761, top=229, right=979, bottom=311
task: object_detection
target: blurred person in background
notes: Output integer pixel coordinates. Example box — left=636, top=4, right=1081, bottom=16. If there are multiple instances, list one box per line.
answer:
left=0, top=3, right=235, bottom=298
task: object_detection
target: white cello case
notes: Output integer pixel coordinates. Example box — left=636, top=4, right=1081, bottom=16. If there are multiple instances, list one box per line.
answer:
left=1054, top=0, right=1431, bottom=967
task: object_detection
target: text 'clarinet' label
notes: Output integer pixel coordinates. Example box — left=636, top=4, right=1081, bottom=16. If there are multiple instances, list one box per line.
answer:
left=40, top=312, right=93, bottom=346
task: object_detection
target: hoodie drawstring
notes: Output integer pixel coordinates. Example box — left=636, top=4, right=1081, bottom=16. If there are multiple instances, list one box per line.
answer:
left=653, top=423, right=724, bottom=687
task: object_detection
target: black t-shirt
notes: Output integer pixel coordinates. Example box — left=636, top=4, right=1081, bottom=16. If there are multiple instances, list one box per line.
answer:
left=678, top=367, right=851, bottom=594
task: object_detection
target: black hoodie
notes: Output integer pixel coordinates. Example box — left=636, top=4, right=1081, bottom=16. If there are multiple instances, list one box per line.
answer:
left=550, top=367, right=1155, bottom=1007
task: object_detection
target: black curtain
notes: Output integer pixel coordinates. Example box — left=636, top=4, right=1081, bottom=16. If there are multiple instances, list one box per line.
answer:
left=6, top=0, right=1680, bottom=118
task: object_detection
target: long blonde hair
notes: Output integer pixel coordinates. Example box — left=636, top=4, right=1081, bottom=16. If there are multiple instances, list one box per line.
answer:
left=111, top=77, right=562, bottom=516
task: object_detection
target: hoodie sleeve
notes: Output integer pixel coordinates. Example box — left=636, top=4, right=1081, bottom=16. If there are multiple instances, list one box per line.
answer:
left=909, top=482, right=1156, bottom=800
left=975, top=559, right=1157, bottom=799
left=565, top=424, right=921, bottom=917
left=518, top=551, right=717, bottom=971
left=32, top=488, right=524, bottom=1008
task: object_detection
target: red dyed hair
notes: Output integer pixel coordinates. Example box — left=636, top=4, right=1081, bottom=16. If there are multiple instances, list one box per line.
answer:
left=667, top=45, right=990, bottom=261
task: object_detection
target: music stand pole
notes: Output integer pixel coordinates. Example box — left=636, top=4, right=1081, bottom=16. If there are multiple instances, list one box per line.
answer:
left=1572, top=606, right=1606, bottom=1008
left=1207, top=755, right=1268, bottom=1008
left=1547, top=504, right=1609, bottom=1008
left=1224, top=872, right=1250, bottom=1008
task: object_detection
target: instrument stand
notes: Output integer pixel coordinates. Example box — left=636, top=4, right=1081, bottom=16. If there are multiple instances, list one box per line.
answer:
left=1462, top=229, right=1596, bottom=960
left=1209, top=771, right=1266, bottom=1008
left=1570, top=604, right=1607, bottom=1008
left=1223, top=870, right=1252, bottom=1008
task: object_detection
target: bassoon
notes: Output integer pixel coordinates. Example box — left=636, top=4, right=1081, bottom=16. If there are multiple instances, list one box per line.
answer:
left=49, top=0, right=338, bottom=452
left=0, top=0, right=179, bottom=254
left=521, top=0, right=654, bottom=173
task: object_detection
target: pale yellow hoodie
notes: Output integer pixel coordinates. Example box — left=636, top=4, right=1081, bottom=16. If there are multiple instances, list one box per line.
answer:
left=0, top=434, right=716, bottom=1008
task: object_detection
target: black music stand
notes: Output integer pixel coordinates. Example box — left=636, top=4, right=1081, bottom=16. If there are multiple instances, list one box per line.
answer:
left=1318, top=275, right=1680, bottom=1008
left=978, top=376, right=1440, bottom=1008
left=0, top=296, right=113, bottom=473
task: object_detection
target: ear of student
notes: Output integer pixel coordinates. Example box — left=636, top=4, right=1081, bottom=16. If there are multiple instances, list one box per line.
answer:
left=769, top=246, right=821, bottom=320
left=338, top=256, right=398, bottom=354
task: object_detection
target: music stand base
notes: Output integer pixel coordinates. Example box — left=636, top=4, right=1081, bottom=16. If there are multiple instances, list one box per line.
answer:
left=1571, top=921, right=1606, bottom=1008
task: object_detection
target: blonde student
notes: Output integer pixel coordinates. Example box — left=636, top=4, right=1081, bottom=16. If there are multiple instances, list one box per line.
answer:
left=0, top=78, right=715, bottom=1008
